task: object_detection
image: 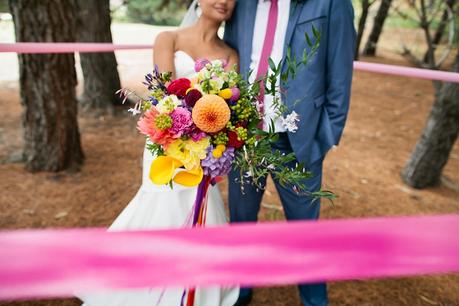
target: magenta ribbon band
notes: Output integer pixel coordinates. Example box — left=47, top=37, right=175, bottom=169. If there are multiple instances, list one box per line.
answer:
left=0, top=42, right=152, bottom=53
left=353, top=61, right=459, bottom=84
left=1, top=43, right=459, bottom=83
left=0, top=215, right=458, bottom=301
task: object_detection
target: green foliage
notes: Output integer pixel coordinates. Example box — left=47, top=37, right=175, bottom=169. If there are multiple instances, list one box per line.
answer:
left=146, top=142, right=164, bottom=156
left=233, top=139, right=312, bottom=191
left=0, top=0, right=8, bottom=13
left=125, top=0, right=189, bottom=26
left=455, top=14, right=459, bottom=46
left=232, top=26, right=336, bottom=201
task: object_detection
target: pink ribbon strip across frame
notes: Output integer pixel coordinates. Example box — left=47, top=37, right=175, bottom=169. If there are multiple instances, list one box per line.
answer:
left=0, top=215, right=458, bottom=301
left=1, top=43, right=459, bottom=83
left=0, top=42, right=152, bottom=53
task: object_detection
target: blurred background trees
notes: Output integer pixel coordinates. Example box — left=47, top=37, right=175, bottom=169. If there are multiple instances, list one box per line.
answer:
left=8, top=0, right=84, bottom=172
left=355, top=0, right=377, bottom=60
left=400, top=0, right=459, bottom=188
left=399, top=0, right=457, bottom=69
left=76, top=0, right=124, bottom=113
left=124, top=0, right=192, bottom=26
left=363, top=0, right=394, bottom=56
left=354, top=0, right=459, bottom=189
left=0, top=0, right=7, bottom=12
left=402, top=52, right=459, bottom=188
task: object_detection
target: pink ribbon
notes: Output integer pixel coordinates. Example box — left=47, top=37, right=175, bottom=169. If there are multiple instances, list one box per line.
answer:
left=354, top=61, right=459, bottom=83
left=0, top=42, right=152, bottom=54
left=0, top=215, right=458, bottom=301
left=1, top=43, right=459, bottom=83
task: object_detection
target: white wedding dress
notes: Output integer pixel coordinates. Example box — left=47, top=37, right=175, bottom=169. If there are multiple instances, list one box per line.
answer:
left=78, top=51, right=239, bottom=306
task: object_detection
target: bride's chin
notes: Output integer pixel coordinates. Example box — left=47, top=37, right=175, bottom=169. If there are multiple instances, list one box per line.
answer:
left=205, top=15, right=227, bottom=24
left=210, top=10, right=231, bottom=21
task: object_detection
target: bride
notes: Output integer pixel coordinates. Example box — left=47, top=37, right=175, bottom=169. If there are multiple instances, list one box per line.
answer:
left=78, top=0, right=239, bottom=305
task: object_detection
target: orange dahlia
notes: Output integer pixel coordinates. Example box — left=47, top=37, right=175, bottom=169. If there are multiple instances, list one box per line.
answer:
left=192, top=94, right=231, bottom=133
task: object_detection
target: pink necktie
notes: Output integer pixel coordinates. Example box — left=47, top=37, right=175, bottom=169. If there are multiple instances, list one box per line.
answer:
left=256, top=0, right=278, bottom=128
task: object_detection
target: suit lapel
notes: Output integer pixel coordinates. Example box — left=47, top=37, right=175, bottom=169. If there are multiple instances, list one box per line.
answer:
left=282, top=1, right=305, bottom=59
left=241, top=0, right=258, bottom=74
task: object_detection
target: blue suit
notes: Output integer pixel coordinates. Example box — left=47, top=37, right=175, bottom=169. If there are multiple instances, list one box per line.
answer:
left=224, top=0, right=355, bottom=305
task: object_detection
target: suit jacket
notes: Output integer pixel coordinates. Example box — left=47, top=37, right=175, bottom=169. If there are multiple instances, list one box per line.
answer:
left=224, top=0, right=356, bottom=166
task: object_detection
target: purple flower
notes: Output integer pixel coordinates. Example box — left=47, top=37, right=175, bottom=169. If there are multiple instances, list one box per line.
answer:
left=195, top=59, right=211, bottom=72
left=170, top=107, right=193, bottom=137
left=190, top=129, right=207, bottom=141
left=149, top=96, right=159, bottom=106
left=201, top=147, right=235, bottom=178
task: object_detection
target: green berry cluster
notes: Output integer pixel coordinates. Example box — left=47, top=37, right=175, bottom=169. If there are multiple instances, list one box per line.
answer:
left=151, top=89, right=165, bottom=101
left=213, top=132, right=229, bottom=145
left=231, top=97, right=254, bottom=121
left=235, top=126, right=248, bottom=141
left=246, top=136, right=256, bottom=146
left=141, top=101, right=152, bottom=111
left=154, top=114, right=173, bottom=130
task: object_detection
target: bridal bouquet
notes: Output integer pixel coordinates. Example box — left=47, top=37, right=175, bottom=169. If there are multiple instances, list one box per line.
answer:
left=119, top=28, right=332, bottom=201
left=121, top=59, right=319, bottom=193
left=132, top=60, right=245, bottom=188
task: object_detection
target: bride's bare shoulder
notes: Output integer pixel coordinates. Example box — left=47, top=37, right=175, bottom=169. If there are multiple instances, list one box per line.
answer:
left=154, top=31, right=177, bottom=49
left=228, top=46, right=238, bottom=60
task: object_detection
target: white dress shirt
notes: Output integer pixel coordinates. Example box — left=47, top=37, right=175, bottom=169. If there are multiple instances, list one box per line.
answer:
left=249, top=0, right=291, bottom=132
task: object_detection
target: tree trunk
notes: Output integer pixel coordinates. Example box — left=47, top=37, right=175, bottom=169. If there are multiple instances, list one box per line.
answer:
left=355, top=0, right=372, bottom=60
left=76, top=0, right=123, bottom=113
left=9, top=0, right=84, bottom=172
left=362, top=0, right=393, bottom=56
left=401, top=52, right=459, bottom=188
left=422, top=0, right=456, bottom=64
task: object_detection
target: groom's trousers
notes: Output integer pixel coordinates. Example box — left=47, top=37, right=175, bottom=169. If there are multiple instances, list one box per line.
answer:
left=228, top=132, right=328, bottom=306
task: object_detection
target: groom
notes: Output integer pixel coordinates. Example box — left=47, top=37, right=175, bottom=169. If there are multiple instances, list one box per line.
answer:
left=224, top=0, right=356, bottom=305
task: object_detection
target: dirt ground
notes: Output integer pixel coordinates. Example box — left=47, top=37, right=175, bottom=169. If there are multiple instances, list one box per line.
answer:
left=1, top=51, right=459, bottom=306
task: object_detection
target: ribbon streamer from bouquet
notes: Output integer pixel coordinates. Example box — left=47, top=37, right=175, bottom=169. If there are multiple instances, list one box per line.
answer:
left=183, top=175, right=212, bottom=306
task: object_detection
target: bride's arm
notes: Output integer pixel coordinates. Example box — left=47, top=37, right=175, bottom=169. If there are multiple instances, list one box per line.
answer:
left=153, top=32, right=176, bottom=79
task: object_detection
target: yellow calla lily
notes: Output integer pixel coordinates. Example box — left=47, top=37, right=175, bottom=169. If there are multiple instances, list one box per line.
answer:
left=149, top=156, right=183, bottom=185
left=173, top=166, right=204, bottom=187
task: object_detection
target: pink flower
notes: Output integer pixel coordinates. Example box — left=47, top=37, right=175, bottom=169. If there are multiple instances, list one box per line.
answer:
left=195, top=59, right=211, bottom=72
left=230, top=87, right=240, bottom=102
left=137, top=108, right=175, bottom=148
left=170, top=107, right=193, bottom=137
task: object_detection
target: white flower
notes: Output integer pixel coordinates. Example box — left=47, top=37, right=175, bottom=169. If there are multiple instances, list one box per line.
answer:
left=156, top=95, right=181, bottom=114
left=198, top=69, right=212, bottom=80
left=281, top=111, right=300, bottom=133
left=208, top=78, right=225, bottom=93
left=211, top=59, right=224, bottom=68
left=128, top=108, right=141, bottom=116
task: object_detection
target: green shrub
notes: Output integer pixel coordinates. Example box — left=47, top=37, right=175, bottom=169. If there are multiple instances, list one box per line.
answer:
left=0, top=0, right=8, bottom=13
left=126, top=0, right=188, bottom=26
